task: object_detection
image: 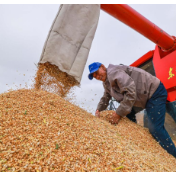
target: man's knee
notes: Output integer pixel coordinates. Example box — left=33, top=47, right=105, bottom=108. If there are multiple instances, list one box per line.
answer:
left=126, top=115, right=136, bottom=123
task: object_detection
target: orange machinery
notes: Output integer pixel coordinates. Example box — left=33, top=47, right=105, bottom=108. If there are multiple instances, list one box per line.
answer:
left=101, top=4, right=176, bottom=122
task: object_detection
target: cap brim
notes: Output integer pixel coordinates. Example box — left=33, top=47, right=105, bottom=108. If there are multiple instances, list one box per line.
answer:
left=88, top=73, right=93, bottom=80
left=88, top=67, right=99, bottom=80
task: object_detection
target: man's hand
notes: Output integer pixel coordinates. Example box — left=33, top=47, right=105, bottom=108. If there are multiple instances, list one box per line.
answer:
left=109, top=112, right=121, bottom=125
left=95, top=110, right=100, bottom=118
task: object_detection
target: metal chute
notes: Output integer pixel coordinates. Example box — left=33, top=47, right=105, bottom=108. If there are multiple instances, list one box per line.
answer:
left=39, top=4, right=100, bottom=83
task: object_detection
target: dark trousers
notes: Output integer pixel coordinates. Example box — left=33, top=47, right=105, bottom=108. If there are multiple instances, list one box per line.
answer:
left=127, top=82, right=176, bottom=158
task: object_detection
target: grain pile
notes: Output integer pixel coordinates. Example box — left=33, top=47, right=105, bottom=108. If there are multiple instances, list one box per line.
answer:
left=0, top=89, right=176, bottom=172
left=34, top=62, right=79, bottom=97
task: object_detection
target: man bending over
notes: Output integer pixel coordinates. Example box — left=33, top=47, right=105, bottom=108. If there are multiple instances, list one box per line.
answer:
left=88, top=62, right=176, bottom=158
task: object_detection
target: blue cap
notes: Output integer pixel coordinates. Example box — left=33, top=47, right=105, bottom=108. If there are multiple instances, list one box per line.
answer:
left=88, top=62, right=102, bottom=80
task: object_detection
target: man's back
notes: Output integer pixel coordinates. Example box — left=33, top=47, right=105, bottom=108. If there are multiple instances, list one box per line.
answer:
left=108, top=64, right=160, bottom=97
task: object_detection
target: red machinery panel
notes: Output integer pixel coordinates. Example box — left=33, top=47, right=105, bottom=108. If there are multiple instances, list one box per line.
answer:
left=131, top=47, right=176, bottom=102
left=130, top=51, right=154, bottom=67
left=153, top=46, right=176, bottom=102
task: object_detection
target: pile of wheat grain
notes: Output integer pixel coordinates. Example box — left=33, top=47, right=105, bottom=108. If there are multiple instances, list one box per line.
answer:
left=0, top=89, right=176, bottom=172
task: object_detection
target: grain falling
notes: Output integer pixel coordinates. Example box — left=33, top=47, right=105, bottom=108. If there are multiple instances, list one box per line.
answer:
left=34, top=62, right=79, bottom=97
left=0, top=89, right=176, bottom=172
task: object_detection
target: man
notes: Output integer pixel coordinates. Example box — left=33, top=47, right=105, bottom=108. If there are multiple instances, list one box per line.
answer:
left=88, top=62, right=176, bottom=158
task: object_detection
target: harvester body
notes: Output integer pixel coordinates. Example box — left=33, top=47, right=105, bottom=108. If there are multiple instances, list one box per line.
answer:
left=101, top=4, right=176, bottom=123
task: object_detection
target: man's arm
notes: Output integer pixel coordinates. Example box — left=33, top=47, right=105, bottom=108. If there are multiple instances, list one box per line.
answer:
left=108, top=70, right=136, bottom=117
left=96, top=90, right=112, bottom=113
